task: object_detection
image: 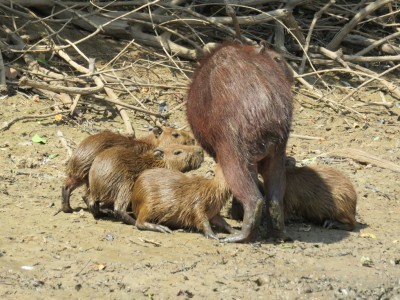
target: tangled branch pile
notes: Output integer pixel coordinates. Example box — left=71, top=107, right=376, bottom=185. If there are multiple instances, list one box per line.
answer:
left=0, top=0, right=399, bottom=133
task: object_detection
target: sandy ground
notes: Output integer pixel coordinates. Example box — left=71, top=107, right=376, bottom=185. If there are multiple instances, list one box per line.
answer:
left=1, top=46, right=400, bottom=299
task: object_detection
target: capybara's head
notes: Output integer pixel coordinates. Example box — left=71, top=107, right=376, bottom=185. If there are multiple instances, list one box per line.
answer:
left=147, top=126, right=196, bottom=146
left=253, top=42, right=294, bottom=84
left=156, top=144, right=204, bottom=172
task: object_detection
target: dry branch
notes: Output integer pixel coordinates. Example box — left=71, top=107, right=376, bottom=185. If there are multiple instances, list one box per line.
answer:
left=0, top=0, right=398, bottom=128
left=320, top=148, right=400, bottom=173
left=19, top=76, right=104, bottom=95
left=0, top=111, right=69, bottom=132
left=327, top=0, right=393, bottom=51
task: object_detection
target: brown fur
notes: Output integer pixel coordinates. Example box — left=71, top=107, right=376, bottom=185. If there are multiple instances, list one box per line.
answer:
left=131, top=164, right=235, bottom=239
left=61, top=127, right=195, bottom=213
left=186, top=41, right=293, bottom=242
left=87, top=144, right=204, bottom=225
left=284, top=165, right=357, bottom=231
left=231, top=165, right=357, bottom=231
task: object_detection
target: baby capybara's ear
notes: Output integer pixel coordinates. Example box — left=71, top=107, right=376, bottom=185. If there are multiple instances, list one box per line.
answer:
left=151, top=126, right=163, bottom=138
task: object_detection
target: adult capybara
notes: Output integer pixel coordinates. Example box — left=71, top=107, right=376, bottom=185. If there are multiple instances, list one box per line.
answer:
left=186, top=41, right=293, bottom=242
left=284, top=165, right=357, bottom=231
left=61, top=126, right=195, bottom=213
left=131, top=164, right=236, bottom=239
left=231, top=165, right=357, bottom=231
left=87, top=144, right=204, bottom=225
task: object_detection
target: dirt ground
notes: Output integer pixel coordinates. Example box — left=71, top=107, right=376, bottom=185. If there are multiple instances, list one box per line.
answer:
left=1, top=43, right=400, bottom=299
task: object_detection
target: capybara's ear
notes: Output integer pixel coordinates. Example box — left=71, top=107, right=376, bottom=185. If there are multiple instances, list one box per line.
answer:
left=152, top=126, right=163, bottom=138
left=254, top=40, right=267, bottom=54
left=153, top=148, right=164, bottom=159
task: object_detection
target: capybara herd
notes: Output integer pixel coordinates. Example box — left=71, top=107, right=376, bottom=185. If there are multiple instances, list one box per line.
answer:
left=60, top=41, right=357, bottom=242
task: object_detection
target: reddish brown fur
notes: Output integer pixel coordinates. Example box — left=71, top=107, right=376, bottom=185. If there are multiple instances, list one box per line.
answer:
left=61, top=127, right=195, bottom=213
left=87, top=144, right=204, bottom=225
left=284, top=165, right=357, bottom=231
left=131, top=164, right=235, bottom=239
left=186, top=41, right=293, bottom=242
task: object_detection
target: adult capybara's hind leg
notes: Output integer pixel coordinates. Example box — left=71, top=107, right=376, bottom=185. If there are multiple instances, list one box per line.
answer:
left=259, top=152, right=287, bottom=239
left=218, top=157, right=264, bottom=243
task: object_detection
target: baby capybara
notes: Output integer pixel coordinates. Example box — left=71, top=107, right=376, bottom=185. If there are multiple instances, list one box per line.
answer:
left=186, top=41, right=293, bottom=242
left=61, top=126, right=195, bottom=213
left=284, top=165, right=357, bottom=231
left=87, top=144, right=204, bottom=225
left=131, top=164, right=236, bottom=239
left=231, top=165, right=357, bottom=231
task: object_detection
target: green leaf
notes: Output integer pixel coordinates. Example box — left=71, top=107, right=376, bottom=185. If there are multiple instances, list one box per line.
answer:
left=32, top=134, right=47, bottom=144
left=48, top=153, right=59, bottom=159
left=36, top=57, right=49, bottom=65
left=281, top=243, right=294, bottom=249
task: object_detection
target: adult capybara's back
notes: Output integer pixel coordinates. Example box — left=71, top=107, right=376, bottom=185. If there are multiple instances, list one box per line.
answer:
left=187, top=41, right=293, bottom=242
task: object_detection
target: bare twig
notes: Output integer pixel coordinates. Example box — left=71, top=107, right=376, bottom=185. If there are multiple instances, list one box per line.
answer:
left=319, top=148, right=400, bottom=173
left=19, top=76, right=104, bottom=95
left=340, top=63, right=400, bottom=102
left=299, top=0, right=335, bottom=74
left=56, top=129, right=73, bottom=160
left=327, top=0, right=393, bottom=51
left=1, top=111, right=69, bottom=132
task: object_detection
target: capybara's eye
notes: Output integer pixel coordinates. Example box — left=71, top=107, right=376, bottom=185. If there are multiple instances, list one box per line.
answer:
left=172, top=133, right=180, bottom=138
left=174, top=150, right=183, bottom=155
left=274, top=57, right=282, bottom=63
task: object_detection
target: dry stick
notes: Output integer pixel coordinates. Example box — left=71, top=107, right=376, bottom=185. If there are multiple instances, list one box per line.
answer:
left=344, top=34, right=400, bottom=55
left=355, top=31, right=400, bottom=56
left=99, top=39, right=136, bottom=71
left=0, top=49, right=6, bottom=93
left=103, top=84, right=134, bottom=135
left=224, top=0, right=243, bottom=42
left=19, top=76, right=104, bottom=95
left=342, top=54, right=400, bottom=62
left=37, top=89, right=73, bottom=108
left=318, top=47, right=352, bottom=70
left=118, top=16, right=203, bottom=53
left=327, top=0, right=393, bottom=51
left=347, top=62, right=400, bottom=99
left=32, top=0, right=162, bottom=52
left=291, top=68, right=323, bottom=96
left=290, top=133, right=325, bottom=140
left=274, top=21, right=286, bottom=52
left=299, top=0, right=335, bottom=75
left=319, top=148, right=400, bottom=173
left=281, top=10, right=306, bottom=46
left=0, top=25, right=73, bottom=82
left=69, top=94, right=81, bottom=115
left=56, top=129, right=73, bottom=160
left=317, top=47, right=400, bottom=99
left=297, top=88, right=366, bottom=120
left=90, top=94, right=167, bottom=118
left=130, top=24, right=198, bottom=60
left=341, top=63, right=400, bottom=103
left=235, top=4, right=325, bottom=88
left=109, top=70, right=148, bottom=110
left=0, top=111, right=69, bottom=132
left=147, top=6, right=189, bottom=79
left=57, top=48, right=134, bottom=133
left=75, top=259, right=92, bottom=277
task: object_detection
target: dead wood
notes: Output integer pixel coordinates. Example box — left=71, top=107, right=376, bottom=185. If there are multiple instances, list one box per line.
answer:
left=0, top=0, right=398, bottom=130
left=320, top=148, right=400, bottom=173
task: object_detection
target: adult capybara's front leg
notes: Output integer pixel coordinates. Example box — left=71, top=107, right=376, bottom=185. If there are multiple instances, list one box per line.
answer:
left=259, top=152, right=287, bottom=239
